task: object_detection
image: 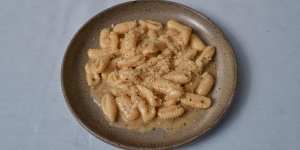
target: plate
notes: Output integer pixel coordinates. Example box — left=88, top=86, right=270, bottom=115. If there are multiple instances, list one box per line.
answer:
left=61, top=1, right=237, bottom=149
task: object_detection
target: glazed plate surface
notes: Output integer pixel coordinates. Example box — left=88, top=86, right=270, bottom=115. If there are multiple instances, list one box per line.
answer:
left=61, top=1, right=237, bottom=149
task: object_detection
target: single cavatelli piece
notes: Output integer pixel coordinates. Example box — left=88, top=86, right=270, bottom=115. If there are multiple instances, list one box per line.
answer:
left=180, top=93, right=212, bottom=109
left=158, top=105, right=185, bottom=119
left=195, top=46, right=215, bottom=65
left=115, top=95, right=139, bottom=121
left=99, top=93, right=118, bottom=122
left=163, top=71, right=191, bottom=84
left=113, top=21, right=137, bottom=34
left=137, top=100, right=156, bottom=123
left=196, top=72, right=214, bottom=96
left=152, top=78, right=183, bottom=100
left=190, top=34, right=206, bottom=51
left=136, top=85, right=161, bottom=106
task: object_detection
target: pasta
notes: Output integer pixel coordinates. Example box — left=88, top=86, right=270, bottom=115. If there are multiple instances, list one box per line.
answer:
left=181, top=93, right=212, bottom=109
left=109, top=31, right=119, bottom=50
left=167, top=20, right=192, bottom=46
left=117, top=55, right=145, bottom=68
left=116, top=95, right=139, bottom=121
left=163, top=99, right=178, bottom=106
left=141, top=42, right=159, bottom=56
left=163, top=71, right=191, bottom=84
left=95, top=53, right=113, bottom=73
left=152, top=78, right=183, bottom=100
left=196, top=72, right=215, bottom=96
left=87, top=48, right=100, bottom=60
left=158, top=105, right=185, bottom=119
left=195, top=46, right=215, bottom=65
left=99, top=28, right=119, bottom=50
left=99, top=93, right=118, bottom=122
left=190, top=34, right=206, bottom=51
left=147, top=29, right=158, bottom=39
left=175, top=59, right=200, bottom=73
left=99, top=28, right=111, bottom=48
left=85, top=63, right=101, bottom=87
left=122, top=30, right=139, bottom=50
left=113, top=21, right=137, bottom=34
left=136, top=85, right=160, bottom=106
left=181, top=47, right=198, bottom=60
left=139, top=20, right=162, bottom=31
left=137, top=100, right=156, bottom=122
left=85, top=20, right=216, bottom=132
left=184, top=73, right=201, bottom=93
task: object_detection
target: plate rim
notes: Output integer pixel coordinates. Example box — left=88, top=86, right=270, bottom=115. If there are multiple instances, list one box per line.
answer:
left=61, top=1, right=238, bottom=149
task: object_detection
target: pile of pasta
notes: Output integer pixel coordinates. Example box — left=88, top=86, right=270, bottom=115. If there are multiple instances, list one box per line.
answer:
left=85, top=20, right=215, bottom=124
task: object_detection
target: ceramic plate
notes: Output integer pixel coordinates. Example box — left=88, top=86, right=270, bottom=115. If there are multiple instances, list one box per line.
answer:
left=61, top=1, right=237, bottom=149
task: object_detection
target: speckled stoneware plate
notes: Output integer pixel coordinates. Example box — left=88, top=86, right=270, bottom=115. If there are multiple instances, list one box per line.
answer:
left=61, top=1, right=237, bottom=149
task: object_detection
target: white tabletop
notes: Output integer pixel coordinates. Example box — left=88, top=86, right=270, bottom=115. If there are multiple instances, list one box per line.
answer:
left=1, top=0, right=300, bottom=149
